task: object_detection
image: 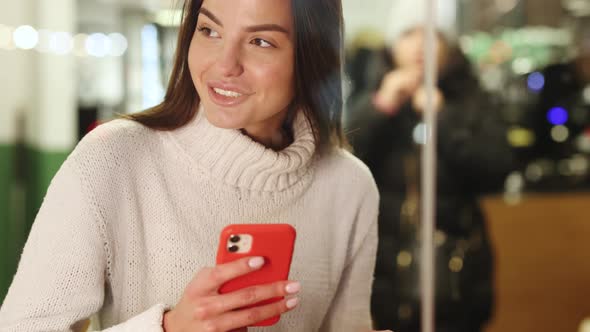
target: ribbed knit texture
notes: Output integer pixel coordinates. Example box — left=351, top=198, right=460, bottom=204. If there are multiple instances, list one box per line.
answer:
left=0, top=109, right=379, bottom=332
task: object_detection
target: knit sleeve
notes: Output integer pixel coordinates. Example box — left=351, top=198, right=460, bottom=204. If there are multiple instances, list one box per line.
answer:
left=319, top=182, right=379, bottom=332
left=0, top=154, right=167, bottom=332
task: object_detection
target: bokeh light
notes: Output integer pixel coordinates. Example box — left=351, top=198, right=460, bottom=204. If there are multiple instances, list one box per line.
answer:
left=108, top=32, right=128, bottom=57
left=413, top=123, right=428, bottom=145
left=550, top=125, right=569, bottom=142
left=35, top=29, right=52, bottom=53
left=73, top=33, right=89, bottom=56
left=85, top=33, right=111, bottom=57
left=512, top=57, right=534, bottom=74
left=49, top=31, right=73, bottom=55
left=507, top=127, right=535, bottom=147
left=527, top=71, right=545, bottom=92
left=13, top=25, right=38, bottom=50
left=547, top=107, right=568, bottom=125
left=583, top=86, right=590, bottom=104
left=0, top=24, right=15, bottom=50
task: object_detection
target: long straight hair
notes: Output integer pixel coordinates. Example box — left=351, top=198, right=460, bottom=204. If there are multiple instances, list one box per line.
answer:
left=125, top=0, right=347, bottom=152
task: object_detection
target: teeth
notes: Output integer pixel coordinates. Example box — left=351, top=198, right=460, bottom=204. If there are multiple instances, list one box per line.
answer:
left=213, top=88, right=242, bottom=98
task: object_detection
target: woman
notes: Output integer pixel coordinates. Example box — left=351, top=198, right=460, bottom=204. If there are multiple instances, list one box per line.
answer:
left=0, top=0, right=384, bottom=331
left=347, top=27, right=514, bottom=332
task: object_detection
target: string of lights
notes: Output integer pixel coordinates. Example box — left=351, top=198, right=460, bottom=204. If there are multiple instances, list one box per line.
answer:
left=0, top=24, right=128, bottom=57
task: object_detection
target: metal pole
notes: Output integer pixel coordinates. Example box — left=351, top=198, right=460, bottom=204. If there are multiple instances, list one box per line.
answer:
left=421, top=0, right=438, bottom=331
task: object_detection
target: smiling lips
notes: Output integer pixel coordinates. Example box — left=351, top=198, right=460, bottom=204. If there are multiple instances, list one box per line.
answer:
left=207, top=81, right=252, bottom=106
left=213, top=87, right=243, bottom=98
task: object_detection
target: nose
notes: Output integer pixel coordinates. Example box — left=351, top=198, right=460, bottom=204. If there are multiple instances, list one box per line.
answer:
left=217, top=41, right=244, bottom=77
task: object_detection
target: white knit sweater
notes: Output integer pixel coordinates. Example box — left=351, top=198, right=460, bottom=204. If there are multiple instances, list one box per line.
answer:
left=0, top=109, right=379, bottom=332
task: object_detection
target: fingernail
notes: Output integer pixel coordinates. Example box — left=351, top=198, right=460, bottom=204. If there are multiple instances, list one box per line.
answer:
left=285, top=282, right=301, bottom=294
left=286, top=297, right=299, bottom=309
left=248, top=257, right=265, bottom=269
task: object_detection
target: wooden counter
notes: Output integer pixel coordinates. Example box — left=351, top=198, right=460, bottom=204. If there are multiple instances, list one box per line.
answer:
left=481, top=192, right=590, bottom=332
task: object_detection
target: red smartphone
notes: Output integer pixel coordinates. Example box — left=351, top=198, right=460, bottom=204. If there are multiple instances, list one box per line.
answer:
left=216, top=223, right=296, bottom=326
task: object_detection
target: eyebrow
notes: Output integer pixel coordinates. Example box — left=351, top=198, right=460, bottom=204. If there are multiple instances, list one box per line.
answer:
left=199, top=8, right=222, bottom=27
left=198, top=7, right=290, bottom=35
left=245, top=24, right=289, bottom=35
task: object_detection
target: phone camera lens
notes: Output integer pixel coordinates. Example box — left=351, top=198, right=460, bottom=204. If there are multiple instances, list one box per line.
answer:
left=228, top=245, right=239, bottom=253
left=230, top=235, right=241, bottom=243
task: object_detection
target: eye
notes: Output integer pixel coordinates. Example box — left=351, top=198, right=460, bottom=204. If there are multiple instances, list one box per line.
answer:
left=251, top=38, right=274, bottom=48
left=197, top=26, right=220, bottom=38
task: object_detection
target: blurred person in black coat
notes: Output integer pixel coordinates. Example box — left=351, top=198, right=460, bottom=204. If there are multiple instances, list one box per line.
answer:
left=346, top=26, right=514, bottom=332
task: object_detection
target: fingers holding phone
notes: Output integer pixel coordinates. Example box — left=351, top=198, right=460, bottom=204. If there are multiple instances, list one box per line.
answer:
left=162, top=256, right=300, bottom=332
left=212, top=278, right=300, bottom=314
left=188, top=256, right=265, bottom=295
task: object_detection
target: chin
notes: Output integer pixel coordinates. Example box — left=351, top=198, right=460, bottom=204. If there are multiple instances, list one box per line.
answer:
left=201, top=103, right=247, bottom=130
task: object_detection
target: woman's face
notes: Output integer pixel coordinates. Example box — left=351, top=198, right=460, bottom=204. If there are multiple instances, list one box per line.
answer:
left=188, top=0, right=295, bottom=142
left=392, top=27, right=449, bottom=72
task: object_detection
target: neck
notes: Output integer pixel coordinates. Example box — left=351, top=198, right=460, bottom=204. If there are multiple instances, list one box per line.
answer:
left=241, top=109, right=291, bottom=151
left=241, top=126, right=291, bottom=151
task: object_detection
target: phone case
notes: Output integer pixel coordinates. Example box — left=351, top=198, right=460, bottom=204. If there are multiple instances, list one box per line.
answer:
left=216, top=223, right=296, bottom=326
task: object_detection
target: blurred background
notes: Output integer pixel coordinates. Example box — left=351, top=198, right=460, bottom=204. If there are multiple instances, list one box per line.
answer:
left=1, top=0, right=589, bottom=331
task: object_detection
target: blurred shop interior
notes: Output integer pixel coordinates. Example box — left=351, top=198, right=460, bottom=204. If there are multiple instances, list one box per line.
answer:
left=1, top=0, right=590, bottom=331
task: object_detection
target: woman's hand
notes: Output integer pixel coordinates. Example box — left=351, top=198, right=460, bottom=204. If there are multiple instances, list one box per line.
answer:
left=373, top=67, right=423, bottom=115
left=412, top=86, right=444, bottom=113
left=163, top=256, right=300, bottom=332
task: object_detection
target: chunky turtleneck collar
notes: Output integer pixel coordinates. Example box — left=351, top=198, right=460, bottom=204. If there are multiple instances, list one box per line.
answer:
left=169, top=107, right=316, bottom=192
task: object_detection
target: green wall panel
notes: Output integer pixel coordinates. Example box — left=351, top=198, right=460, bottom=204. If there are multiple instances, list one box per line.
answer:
left=0, top=145, right=69, bottom=303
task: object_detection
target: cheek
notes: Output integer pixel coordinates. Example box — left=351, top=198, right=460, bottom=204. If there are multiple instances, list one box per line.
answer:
left=394, top=40, right=410, bottom=65
left=399, top=46, right=422, bottom=66
left=249, top=59, right=295, bottom=98
left=188, top=41, right=213, bottom=89
left=394, top=48, right=409, bottom=67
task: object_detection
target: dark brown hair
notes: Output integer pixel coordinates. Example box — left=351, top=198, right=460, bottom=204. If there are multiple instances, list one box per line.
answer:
left=126, top=0, right=347, bottom=152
